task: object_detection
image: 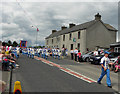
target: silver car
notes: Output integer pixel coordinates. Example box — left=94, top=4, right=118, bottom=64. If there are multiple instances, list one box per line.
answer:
left=82, top=52, right=93, bottom=62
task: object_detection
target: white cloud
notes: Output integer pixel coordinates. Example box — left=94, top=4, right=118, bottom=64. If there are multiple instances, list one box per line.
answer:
left=1, top=2, right=119, bottom=46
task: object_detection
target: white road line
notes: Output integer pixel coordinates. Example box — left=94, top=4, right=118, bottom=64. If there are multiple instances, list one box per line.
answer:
left=60, top=69, right=92, bottom=83
left=66, top=68, right=97, bottom=82
left=42, top=61, right=53, bottom=66
left=46, top=63, right=53, bottom=66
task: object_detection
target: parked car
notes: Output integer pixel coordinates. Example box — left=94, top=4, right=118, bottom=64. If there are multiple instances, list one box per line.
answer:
left=110, top=57, right=118, bottom=63
left=82, top=52, right=93, bottom=62
left=89, top=53, right=104, bottom=65
left=90, top=52, right=120, bottom=65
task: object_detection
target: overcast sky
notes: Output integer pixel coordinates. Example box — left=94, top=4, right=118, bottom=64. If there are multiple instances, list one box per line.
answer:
left=0, top=0, right=119, bottom=46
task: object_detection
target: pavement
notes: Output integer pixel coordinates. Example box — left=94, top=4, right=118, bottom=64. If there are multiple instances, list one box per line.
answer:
left=1, top=69, right=10, bottom=93
left=10, top=55, right=117, bottom=93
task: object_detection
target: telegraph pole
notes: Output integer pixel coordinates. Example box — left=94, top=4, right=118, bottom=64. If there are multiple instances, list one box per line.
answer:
left=36, top=31, right=37, bottom=47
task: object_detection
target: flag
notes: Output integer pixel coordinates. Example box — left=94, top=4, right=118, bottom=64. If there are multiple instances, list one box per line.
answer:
left=37, top=28, right=39, bottom=32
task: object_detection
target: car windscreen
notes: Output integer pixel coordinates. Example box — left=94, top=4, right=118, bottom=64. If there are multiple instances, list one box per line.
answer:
left=109, top=52, right=120, bottom=58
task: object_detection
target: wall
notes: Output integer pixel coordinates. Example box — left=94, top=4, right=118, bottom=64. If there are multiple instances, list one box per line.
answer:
left=86, top=20, right=116, bottom=51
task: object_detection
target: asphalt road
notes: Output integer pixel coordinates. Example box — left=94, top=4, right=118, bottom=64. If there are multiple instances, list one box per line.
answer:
left=12, top=55, right=115, bottom=93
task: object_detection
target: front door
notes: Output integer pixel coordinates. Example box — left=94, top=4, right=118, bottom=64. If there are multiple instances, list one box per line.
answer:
left=71, top=44, right=73, bottom=50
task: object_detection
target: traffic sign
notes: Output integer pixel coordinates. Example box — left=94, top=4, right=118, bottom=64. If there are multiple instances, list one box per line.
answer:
left=73, top=38, right=76, bottom=42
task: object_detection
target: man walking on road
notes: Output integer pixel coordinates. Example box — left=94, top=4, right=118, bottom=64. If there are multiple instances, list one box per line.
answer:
left=97, top=52, right=113, bottom=88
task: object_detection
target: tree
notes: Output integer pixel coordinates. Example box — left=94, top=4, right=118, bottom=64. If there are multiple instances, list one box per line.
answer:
left=7, top=40, right=12, bottom=46
left=2, top=42, right=7, bottom=46
left=13, top=41, right=18, bottom=47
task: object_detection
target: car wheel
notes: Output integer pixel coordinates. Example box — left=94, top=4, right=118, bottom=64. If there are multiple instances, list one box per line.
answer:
left=86, top=58, right=89, bottom=62
left=91, top=61, right=94, bottom=64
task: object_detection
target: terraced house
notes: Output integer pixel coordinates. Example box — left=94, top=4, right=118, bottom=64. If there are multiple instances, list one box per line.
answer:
left=45, top=13, right=117, bottom=54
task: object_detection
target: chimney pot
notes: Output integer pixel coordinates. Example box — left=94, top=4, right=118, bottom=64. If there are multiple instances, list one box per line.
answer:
left=52, top=30, right=57, bottom=34
left=69, top=23, right=76, bottom=28
left=95, top=13, right=101, bottom=20
left=61, top=26, right=67, bottom=30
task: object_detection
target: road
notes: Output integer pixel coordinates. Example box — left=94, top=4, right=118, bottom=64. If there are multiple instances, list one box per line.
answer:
left=12, top=55, right=116, bottom=93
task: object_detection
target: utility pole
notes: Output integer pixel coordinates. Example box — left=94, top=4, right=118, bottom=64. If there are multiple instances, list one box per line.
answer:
left=36, top=31, right=37, bottom=47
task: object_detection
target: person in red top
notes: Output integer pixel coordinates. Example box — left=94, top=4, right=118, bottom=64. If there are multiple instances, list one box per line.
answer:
left=77, top=50, right=81, bottom=63
left=115, top=56, right=120, bottom=72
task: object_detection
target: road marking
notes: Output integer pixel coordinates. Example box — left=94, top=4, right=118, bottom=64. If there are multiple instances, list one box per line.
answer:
left=34, top=56, right=96, bottom=83
left=66, top=68, right=97, bottom=83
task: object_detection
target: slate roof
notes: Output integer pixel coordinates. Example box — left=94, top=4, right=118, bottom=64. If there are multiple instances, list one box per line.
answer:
left=45, top=20, right=117, bottom=39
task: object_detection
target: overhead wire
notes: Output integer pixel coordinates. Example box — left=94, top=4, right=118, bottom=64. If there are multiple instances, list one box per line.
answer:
left=15, top=0, right=47, bottom=36
left=16, top=0, right=47, bottom=46
left=16, top=0, right=38, bottom=29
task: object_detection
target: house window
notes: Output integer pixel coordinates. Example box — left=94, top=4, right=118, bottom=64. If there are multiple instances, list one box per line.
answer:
left=69, top=33, right=72, bottom=40
left=52, top=39, right=53, bottom=44
left=63, top=35, right=65, bottom=41
left=57, top=37, right=59, bottom=42
left=78, top=43, right=80, bottom=50
left=78, top=31, right=80, bottom=39
left=47, top=40, right=49, bottom=45
left=71, top=44, right=73, bottom=50
left=63, top=44, right=65, bottom=48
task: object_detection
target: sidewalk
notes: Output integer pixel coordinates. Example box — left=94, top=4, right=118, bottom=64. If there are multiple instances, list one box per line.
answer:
left=36, top=55, right=119, bottom=92
left=0, top=70, right=10, bottom=93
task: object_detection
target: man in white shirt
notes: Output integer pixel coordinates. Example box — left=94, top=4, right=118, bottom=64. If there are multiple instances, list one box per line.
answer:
left=31, top=48, right=35, bottom=59
left=97, top=52, right=113, bottom=88
left=94, top=50, right=98, bottom=56
left=74, top=48, right=78, bottom=61
left=70, top=49, right=74, bottom=60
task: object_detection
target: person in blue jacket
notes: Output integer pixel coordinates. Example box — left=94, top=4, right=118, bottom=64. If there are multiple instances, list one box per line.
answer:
left=97, top=52, right=113, bottom=88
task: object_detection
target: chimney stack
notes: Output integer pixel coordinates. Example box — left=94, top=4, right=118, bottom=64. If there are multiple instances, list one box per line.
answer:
left=52, top=30, right=57, bottom=34
left=61, top=26, right=67, bottom=30
left=95, top=13, right=101, bottom=20
left=69, top=23, right=76, bottom=28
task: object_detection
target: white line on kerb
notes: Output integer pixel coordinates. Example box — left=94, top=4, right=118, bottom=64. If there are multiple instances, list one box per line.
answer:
left=66, top=68, right=97, bottom=82
left=42, top=61, right=53, bottom=66
left=60, top=69, right=92, bottom=83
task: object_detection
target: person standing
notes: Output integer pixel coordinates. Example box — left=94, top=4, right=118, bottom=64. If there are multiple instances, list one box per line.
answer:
left=77, top=50, right=81, bottom=62
left=62, top=47, right=65, bottom=59
left=31, top=48, right=35, bottom=59
left=94, top=50, right=98, bottom=56
left=97, top=52, right=113, bottom=88
left=70, top=49, right=74, bottom=60
left=45, top=48, right=49, bottom=60
left=74, top=48, right=78, bottom=61
left=57, top=48, right=60, bottom=60
left=65, top=48, right=68, bottom=57
left=114, top=56, right=120, bottom=72
left=41, top=48, right=44, bottom=58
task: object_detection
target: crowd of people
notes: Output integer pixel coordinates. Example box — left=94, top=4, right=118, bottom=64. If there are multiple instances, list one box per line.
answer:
left=0, top=46, right=20, bottom=71
left=25, top=47, right=69, bottom=60
left=25, top=47, right=84, bottom=63
left=0, top=44, right=20, bottom=93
